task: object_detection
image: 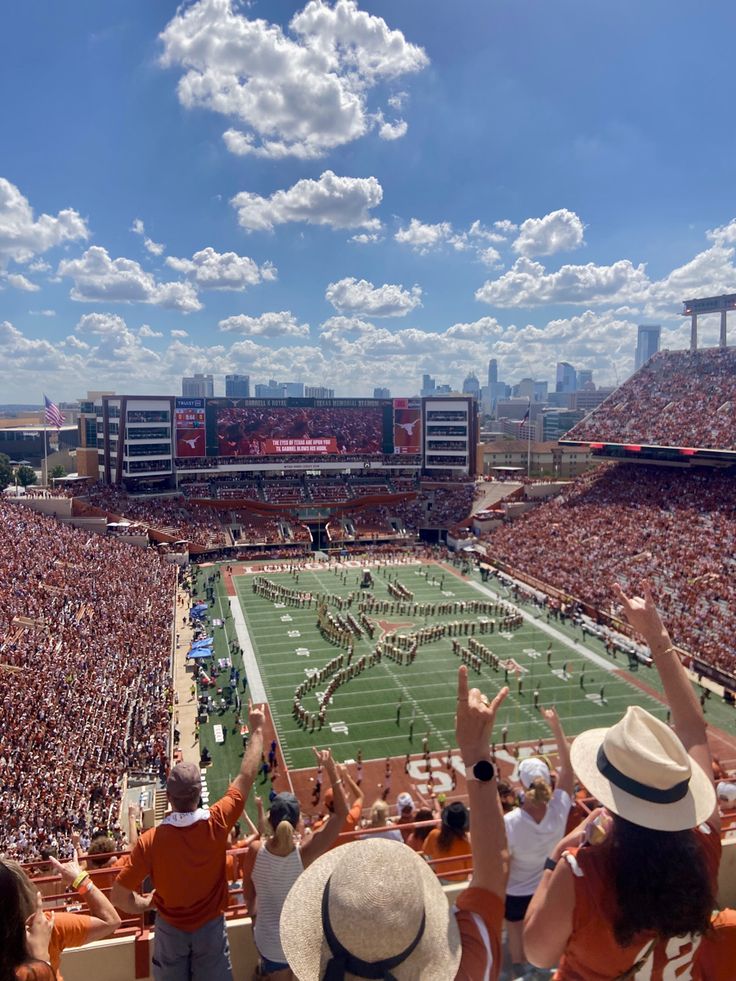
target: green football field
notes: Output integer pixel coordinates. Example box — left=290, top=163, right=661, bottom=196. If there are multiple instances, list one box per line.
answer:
left=189, top=558, right=736, bottom=805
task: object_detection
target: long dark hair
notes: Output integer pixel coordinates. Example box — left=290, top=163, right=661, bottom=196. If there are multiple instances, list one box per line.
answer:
left=606, top=815, right=715, bottom=947
left=0, top=861, right=30, bottom=981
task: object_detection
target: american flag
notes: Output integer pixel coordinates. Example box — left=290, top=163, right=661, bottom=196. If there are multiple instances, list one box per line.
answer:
left=43, top=394, right=65, bottom=429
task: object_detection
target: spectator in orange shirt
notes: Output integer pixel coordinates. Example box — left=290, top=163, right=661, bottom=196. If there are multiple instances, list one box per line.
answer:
left=311, top=766, right=364, bottom=848
left=421, top=801, right=472, bottom=883
left=525, top=583, right=722, bottom=980
left=112, top=701, right=265, bottom=981
left=279, top=667, right=510, bottom=979
left=2, top=852, right=121, bottom=981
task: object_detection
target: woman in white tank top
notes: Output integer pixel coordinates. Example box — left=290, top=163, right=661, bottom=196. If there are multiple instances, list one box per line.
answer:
left=245, top=749, right=348, bottom=979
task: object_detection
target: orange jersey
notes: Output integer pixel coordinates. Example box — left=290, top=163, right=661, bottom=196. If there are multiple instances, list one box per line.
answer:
left=49, top=912, right=91, bottom=981
left=421, top=829, right=472, bottom=881
left=116, top=784, right=244, bottom=932
left=555, top=822, right=721, bottom=980
left=454, top=887, right=503, bottom=980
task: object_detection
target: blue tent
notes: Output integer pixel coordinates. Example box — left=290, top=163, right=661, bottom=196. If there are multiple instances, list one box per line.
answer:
left=191, top=637, right=214, bottom=649
left=187, top=647, right=212, bottom=660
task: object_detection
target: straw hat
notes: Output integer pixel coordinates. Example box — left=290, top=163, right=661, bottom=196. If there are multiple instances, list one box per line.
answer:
left=280, top=839, right=461, bottom=980
left=571, top=705, right=715, bottom=832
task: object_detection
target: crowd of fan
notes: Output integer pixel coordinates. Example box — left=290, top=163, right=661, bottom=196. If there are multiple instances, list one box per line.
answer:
left=566, top=348, right=736, bottom=450
left=489, top=462, right=736, bottom=674
left=0, top=498, right=176, bottom=861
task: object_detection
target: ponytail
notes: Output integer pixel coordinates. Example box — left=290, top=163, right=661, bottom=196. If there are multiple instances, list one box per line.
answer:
left=527, top=777, right=552, bottom=805
left=271, top=819, right=295, bottom=852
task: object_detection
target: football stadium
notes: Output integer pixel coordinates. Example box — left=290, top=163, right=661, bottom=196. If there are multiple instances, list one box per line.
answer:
left=3, top=343, right=736, bottom=980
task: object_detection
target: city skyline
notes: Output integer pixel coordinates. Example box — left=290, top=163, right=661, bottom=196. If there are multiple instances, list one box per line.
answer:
left=3, top=1, right=736, bottom=403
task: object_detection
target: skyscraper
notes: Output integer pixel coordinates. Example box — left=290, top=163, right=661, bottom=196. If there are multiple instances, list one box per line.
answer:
left=487, top=359, right=498, bottom=387
left=555, top=362, right=577, bottom=394
left=577, top=369, right=593, bottom=389
left=225, top=374, right=250, bottom=398
left=463, top=372, right=480, bottom=397
left=635, top=325, right=661, bottom=371
left=182, top=373, right=214, bottom=398
left=373, top=387, right=391, bottom=398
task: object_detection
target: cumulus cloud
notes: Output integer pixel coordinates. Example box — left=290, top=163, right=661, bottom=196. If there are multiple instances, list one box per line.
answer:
left=512, top=208, right=585, bottom=257
left=0, top=177, right=89, bottom=266
left=171, top=329, right=189, bottom=338
left=476, top=256, right=649, bottom=307
left=394, top=217, right=506, bottom=258
left=351, top=232, right=381, bottom=244
left=166, top=246, right=276, bottom=291
left=139, top=324, right=164, bottom=338
left=325, top=277, right=422, bottom=317
left=28, top=309, right=56, bottom=317
left=378, top=118, right=408, bottom=140
left=159, top=0, right=427, bottom=159
left=5, top=273, right=40, bottom=291
left=231, top=171, right=382, bottom=233
left=131, top=217, right=165, bottom=256
left=58, top=246, right=202, bottom=312
left=218, top=311, right=310, bottom=338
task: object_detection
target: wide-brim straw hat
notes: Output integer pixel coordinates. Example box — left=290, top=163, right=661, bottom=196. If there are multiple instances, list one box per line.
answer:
left=571, top=705, right=715, bottom=832
left=280, top=839, right=462, bottom=980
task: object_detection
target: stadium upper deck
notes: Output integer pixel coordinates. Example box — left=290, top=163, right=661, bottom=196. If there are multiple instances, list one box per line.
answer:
left=561, top=347, right=736, bottom=461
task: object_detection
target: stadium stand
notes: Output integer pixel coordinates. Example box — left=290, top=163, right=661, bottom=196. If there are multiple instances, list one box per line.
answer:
left=487, top=462, right=736, bottom=676
left=0, top=499, right=176, bottom=861
left=565, top=347, right=736, bottom=450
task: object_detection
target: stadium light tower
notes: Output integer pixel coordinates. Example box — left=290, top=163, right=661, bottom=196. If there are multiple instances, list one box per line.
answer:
left=682, top=293, right=736, bottom=350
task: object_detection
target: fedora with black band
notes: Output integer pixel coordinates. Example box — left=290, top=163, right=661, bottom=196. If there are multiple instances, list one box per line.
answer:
left=280, top=839, right=462, bottom=980
left=570, top=705, right=715, bottom=832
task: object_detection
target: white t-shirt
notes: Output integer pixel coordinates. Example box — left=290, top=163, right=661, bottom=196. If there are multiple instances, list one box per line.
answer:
left=504, top=788, right=572, bottom=896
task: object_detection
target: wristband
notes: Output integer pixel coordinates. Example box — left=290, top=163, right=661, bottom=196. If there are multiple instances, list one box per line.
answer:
left=543, top=857, right=558, bottom=872
left=77, top=878, right=94, bottom=895
left=72, top=871, right=89, bottom=890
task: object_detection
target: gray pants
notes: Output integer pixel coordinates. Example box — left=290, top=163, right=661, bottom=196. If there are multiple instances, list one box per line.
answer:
left=153, top=914, right=233, bottom=981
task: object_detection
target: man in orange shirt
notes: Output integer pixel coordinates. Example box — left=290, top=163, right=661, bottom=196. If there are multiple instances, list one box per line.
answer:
left=112, top=701, right=265, bottom=980
left=311, top=766, right=363, bottom=848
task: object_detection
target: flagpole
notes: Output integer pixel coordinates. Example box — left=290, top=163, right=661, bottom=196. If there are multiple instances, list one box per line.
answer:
left=43, top=411, right=49, bottom=488
left=526, top=399, right=532, bottom=478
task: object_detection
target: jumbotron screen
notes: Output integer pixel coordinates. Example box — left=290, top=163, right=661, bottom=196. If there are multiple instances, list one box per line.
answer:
left=201, top=398, right=421, bottom=457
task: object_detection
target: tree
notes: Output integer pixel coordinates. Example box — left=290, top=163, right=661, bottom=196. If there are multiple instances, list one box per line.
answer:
left=16, top=465, right=37, bottom=488
left=0, top=454, right=12, bottom=492
left=50, top=465, right=67, bottom=479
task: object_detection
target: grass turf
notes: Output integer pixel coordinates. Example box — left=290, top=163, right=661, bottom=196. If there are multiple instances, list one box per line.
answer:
left=189, top=559, right=736, bottom=804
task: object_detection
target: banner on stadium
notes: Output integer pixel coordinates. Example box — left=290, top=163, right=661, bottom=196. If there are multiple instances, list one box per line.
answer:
left=393, top=399, right=422, bottom=455
left=262, top=437, right=338, bottom=454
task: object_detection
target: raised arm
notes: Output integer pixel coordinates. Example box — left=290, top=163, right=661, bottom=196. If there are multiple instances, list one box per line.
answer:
left=340, top=765, right=364, bottom=810
left=50, top=853, right=122, bottom=939
left=614, top=581, right=719, bottom=829
left=301, top=748, right=349, bottom=866
left=541, top=706, right=573, bottom=798
left=456, top=665, right=509, bottom=898
left=232, top=701, right=265, bottom=801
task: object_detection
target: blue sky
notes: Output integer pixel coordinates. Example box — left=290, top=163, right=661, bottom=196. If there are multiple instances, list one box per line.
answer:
left=2, top=0, right=736, bottom=402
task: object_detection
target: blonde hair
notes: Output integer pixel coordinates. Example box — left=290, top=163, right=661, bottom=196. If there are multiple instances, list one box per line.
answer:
left=527, top=777, right=552, bottom=805
left=270, top=819, right=295, bottom=852
left=370, top=799, right=390, bottom=826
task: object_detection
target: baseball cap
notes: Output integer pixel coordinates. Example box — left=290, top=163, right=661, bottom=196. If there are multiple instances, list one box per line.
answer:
left=397, top=792, right=414, bottom=814
left=269, top=792, right=300, bottom=828
left=166, top=762, right=201, bottom=801
left=717, top=781, right=736, bottom=802
left=518, top=758, right=551, bottom=789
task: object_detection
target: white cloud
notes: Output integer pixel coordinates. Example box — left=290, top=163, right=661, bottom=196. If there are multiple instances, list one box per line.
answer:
left=166, top=246, right=276, bottom=291
left=477, top=247, right=502, bottom=268
left=350, top=232, right=381, bottom=244
left=476, top=256, right=649, bottom=307
left=706, top=219, right=736, bottom=246
left=28, top=309, right=56, bottom=317
left=394, top=217, right=507, bottom=259
left=325, top=277, right=422, bottom=317
left=159, top=0, right=427, bottom=159
left=218, top=311, right=310, bottom=338
left=171, top=329, right=189, bottom=338
left=58, top=246, right=202, bottom=312
left=387, top=92, right=407, bottom=111
left=131, top=217, right=165, bottom=256
left=395, top=219, right=452, bottom=254
left=0, top=177, right=89, bottom=266
left=378, top=118, right=408, bottom=140
left=139, top=324, right=163, bottom=338
left=28, top=259, right=51, bottom=273
left=5, top=273, right=40, bottom=291
left=231, top=170, right=382, bottom=233
left=494, top=219, right=517, bottom=234
left=513, top=208, right=585, bottom=257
